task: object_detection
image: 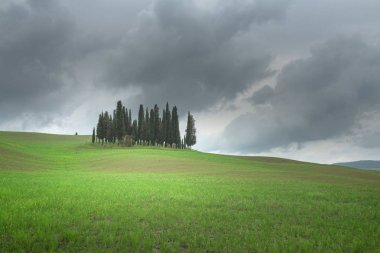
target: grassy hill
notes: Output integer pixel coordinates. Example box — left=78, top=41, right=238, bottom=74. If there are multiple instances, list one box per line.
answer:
left=335, top=160, right=380, bottom=171
left=1, top=131, right=380, bottom=252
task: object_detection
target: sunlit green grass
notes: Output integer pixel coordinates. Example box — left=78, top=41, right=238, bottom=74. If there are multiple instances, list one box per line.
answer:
left=1, top=131, right=380, bottom=252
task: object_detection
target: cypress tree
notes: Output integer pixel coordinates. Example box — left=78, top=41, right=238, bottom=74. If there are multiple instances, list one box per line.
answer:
left=116, top=101, right=125, bottom=144
left=106, top=114, right=113, bottom=143
left=97, top=114, right=102, bottom=143
left=172, top=106, right=181, bottom=148
left=123, top=106, right=128, bottom=133
left=103, top=111, right=109, bottom=143
left=162, top=109, right=167, bottom=145
left=92, top=128, right=96, bottom=143
left=124, top=107, right=131, bottom=135
left=165, top=103, right=172, bottom=145
left=150, top=109, right=155, bottom=145
left=154, top=105, right=160, bottom=145
left=145, top=108, right=150, bottom=144
left=127, top=109, right=132, bottom=135
left=185, top=112, right=196, bottom=149
left=112, top=110, right=117, bottom=143
left=138, top=104, right=144, bottom=142
left=158, top=117, right=163, bottom=145
left=132, top=119, right=138, bottom=142
left=96, top=113, right=103, bottom=143
left=102, top=111, right=108, bottom=143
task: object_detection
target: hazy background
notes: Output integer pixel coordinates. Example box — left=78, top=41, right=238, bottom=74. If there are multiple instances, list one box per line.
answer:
left=1, top=0, right=380, bottom=163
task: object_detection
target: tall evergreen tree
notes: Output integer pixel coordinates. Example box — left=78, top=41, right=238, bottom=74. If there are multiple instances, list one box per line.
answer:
left=158, top=117, right=163, bottom=145
left=144, top=108, right=150, bottom=144
left=98, top=114, right=102, bottom=143
left=149, top=109, right=155, bottom=145
left=127, top=109, right=132, bottom=135
left=112, top=110, right=117, bottom=143
left=106, top=114, right=113, bottom=143
left=153, top=105, right=160, bottom=145
left=102, top=111, right=108, bottom=143
left=162, top=109, right=167, bottom=145
left=92, top=128, right=96, bottom=143
left=96, top=112, right=104, bottom=144
left=115, top=101, right=125, bottom=143
left=165, top=102, right=172, bottom=145
left=132, top=119, right=138, bottom=141
left=138, top=104, right=144, bottom=142
left=172, top=106, right=181, bottom=148
left=123, top=106, right=128, bottom=133
left=185, top=112, right=196, bottom=148
left=103, top=111, right=109, bottom=143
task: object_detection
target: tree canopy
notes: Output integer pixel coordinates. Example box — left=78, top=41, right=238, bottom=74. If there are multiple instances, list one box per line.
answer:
left=185, top=112, right=196, bottom=148
left=93, top=101, right=196, bottom=149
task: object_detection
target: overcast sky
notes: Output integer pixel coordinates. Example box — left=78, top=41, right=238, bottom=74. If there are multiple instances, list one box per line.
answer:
left=1, top=0, right=380, bottom=163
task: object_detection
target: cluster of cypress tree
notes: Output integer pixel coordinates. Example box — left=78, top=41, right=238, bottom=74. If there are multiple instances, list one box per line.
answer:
left=92, top=101, right=196, bottom=148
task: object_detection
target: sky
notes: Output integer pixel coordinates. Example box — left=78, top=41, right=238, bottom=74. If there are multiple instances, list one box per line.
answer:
left=1, top=0, right=380, bottom=163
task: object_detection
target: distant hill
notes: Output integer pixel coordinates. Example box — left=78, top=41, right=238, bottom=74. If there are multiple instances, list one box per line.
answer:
left=334, top=160, right=380, bottom=170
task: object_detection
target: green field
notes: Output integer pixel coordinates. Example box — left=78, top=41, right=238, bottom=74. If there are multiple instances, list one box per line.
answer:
left=1, top=131, right=380, bottom=252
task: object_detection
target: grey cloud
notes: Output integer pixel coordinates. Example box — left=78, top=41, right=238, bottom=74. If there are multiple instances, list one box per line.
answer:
left=0, top=0, right=76, bottom=121
left=105, top=0, right=290, bottom=111
left=250, top=85, right=274, bottom=105
left=350, top=112, right=380, bottom=149
left=1, top=0, right=380, bottom=164
left=0, top=0, right=113, bottom=127
left=245, top=0, right=380, bottom=59
left=223, top=36, right=380, bottom=152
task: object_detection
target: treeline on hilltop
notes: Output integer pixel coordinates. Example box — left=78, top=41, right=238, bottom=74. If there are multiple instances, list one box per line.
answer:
left=92, top=101, right=196, bottom=149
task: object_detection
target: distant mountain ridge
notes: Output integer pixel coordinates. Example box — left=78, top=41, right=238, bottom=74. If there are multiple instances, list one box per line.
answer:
left=334, top=160, right=380, bottom=170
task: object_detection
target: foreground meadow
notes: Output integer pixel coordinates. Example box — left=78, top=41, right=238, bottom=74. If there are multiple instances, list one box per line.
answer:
left=0, top=131, right=380, bottom=252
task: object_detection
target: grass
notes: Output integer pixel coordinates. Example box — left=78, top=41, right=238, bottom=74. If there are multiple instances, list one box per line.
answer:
left=1, top=131, right=380, bottom=252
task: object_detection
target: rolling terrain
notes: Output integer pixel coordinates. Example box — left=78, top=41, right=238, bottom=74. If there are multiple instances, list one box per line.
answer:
left=335, top=160, right=380, bottom=171
left=1, top=131, right=380, bottom=252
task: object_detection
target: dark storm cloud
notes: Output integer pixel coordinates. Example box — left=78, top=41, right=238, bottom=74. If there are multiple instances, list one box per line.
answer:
left=106, top=0, right=290, bottom=110
left=250, top=85, right=274, bottom=105
left=1, top=0, right=379, bottom=163
left=0, top=0, right=113, bottom=129
left=0, top=0, right=76, bottom=122
left=223, top=36, right=380, bottom=152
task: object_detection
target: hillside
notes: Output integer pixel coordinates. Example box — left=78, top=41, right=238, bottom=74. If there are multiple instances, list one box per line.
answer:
left=1, top=131, right=380, bottom=252
left=335, top=160, right=380, bottom=170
